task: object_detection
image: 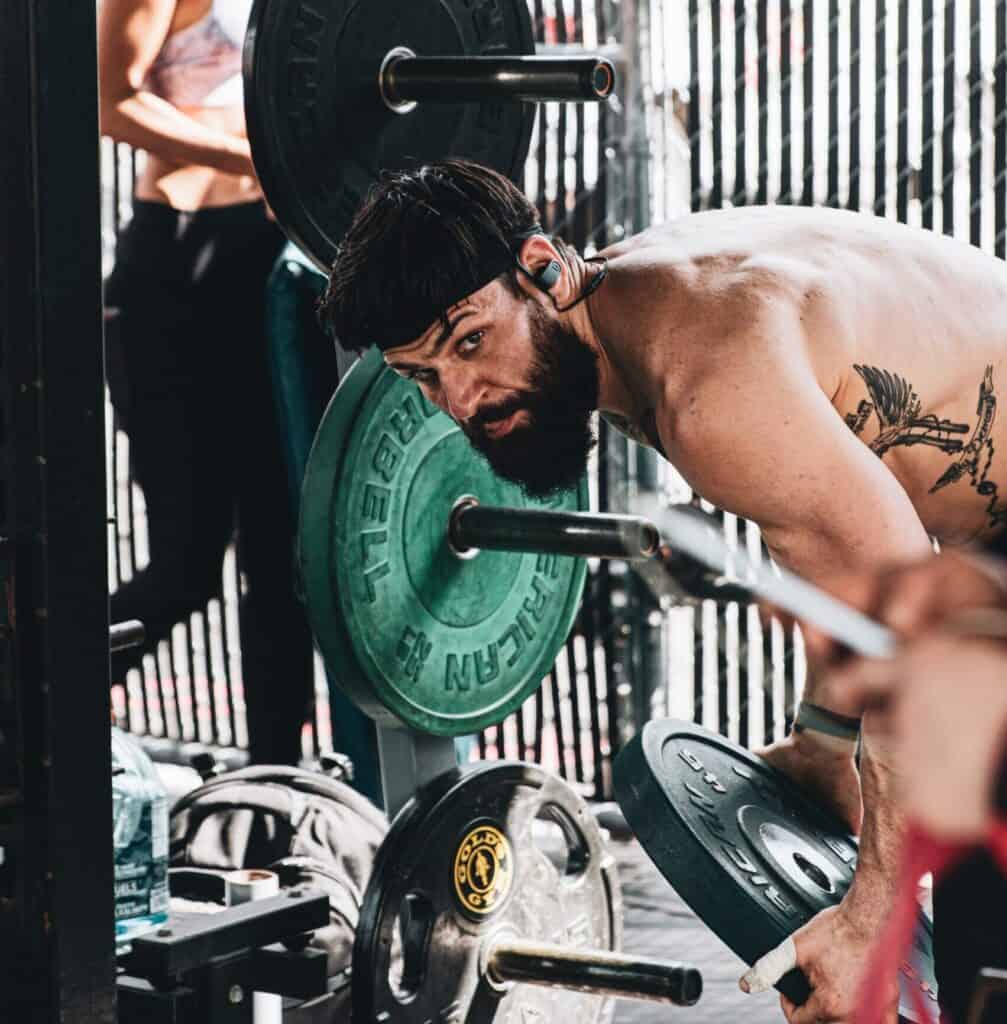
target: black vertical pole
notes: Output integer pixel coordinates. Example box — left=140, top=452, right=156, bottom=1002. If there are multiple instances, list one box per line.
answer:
left=564, top=635, right=586, bottom=783
left=943, top=0, right=956, bottom=235
left=780, top=0, right=793, bottom=203
left=849, top=0, right=862, bottom=209
left=734, top=0, right=747, bottom=206
left=922, top=0, right=935, bottom=229
left=689, top=0, right=702, bottom=211
left=580, top=601, right=606, bottom=798
left=592, top=0, right=609, bottom=246
left=711, top=0, right=724, bottom=208
left=572, top=0, right=588, bottom=247
left=970, top=0, right=983, bottom=246
left=828, top=0, right=840, bottom=205
left=0, top=0, right=114, bottom=1019
left=756, top=0, right=769, bottom=204
left=801, top=0, right=815, bottom=206
left=535, top=0, right=549, bottom=226
left=874, top=0, right=887, bottom=215
left=896, top=0, right=909, bottom=221
left=997, top=0, right=1006, bottom=258
left=555, top=0, right=570, bottom=232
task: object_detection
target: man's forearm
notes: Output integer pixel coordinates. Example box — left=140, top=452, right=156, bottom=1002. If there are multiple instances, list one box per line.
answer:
left=799, top=666, right=866, bottom=725
left=843, top=729, right=905, bottom=926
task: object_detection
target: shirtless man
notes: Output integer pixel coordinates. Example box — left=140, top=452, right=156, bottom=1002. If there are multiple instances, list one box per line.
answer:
left=320, top=159, right=1007, bottom=1022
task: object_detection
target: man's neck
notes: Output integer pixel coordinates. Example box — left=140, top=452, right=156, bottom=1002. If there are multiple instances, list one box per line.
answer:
left=560, top=253, right=639, bottom=419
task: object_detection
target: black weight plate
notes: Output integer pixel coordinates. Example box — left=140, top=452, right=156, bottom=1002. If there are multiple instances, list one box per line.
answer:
left=353, top=761, right=622, bottom=1023
left=244, top=0, right=536, bottom=271
left=613, top=719, right=938, bottom=1023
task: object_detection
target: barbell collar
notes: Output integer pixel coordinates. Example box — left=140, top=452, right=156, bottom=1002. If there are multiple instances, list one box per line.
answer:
left=484, top=939, right=703, bottom=1006
left=449, top=500, right=660, bottom=560
left=380, top=53, right=616, bottom=111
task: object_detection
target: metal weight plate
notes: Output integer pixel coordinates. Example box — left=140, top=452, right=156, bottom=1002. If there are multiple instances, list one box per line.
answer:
left=613, top=719, right=938, bottom=1023
left=298, top=349, right=588, bottom=735
left=353, top=761, right=622, bottom=1023
left=243, top=0, right=536, bottom=271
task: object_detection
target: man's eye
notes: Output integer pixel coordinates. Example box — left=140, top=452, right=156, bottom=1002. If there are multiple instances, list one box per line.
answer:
left=410, top=368, right=437, bottom=385
left=457, top=331, right=484, bottom=354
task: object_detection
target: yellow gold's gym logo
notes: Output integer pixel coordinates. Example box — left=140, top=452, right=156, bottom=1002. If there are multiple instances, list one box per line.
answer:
left=453, top=824, right=513, bottom=916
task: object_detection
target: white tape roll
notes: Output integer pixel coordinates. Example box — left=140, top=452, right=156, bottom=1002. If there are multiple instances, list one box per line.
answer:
left=225, top=870, right=282, bottom=1024
left=739, top=936, right=798, bottom=994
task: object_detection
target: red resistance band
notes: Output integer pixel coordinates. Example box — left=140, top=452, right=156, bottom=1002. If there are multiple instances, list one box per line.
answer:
left=856, top=822, right=1007, bottom=1023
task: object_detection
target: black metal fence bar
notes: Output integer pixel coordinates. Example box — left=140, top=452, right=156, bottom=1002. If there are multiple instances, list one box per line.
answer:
left=971, top=0, right=983, bottom=247
left=944, top=1, right=955, bottom=233
left=998, top=0, right=1006, bottom=258
left=897, top=0, right=909, bottom=220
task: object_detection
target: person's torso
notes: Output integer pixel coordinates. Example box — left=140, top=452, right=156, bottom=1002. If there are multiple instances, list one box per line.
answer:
left=602, top=205, right=1007, bottom=547
left=136, top=0, right=259, bottom=209
left=144, top=0, right=249, bottom=108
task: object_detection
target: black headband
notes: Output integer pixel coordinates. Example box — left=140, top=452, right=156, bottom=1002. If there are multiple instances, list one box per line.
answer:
left=373, top=225, right=545, bottom=351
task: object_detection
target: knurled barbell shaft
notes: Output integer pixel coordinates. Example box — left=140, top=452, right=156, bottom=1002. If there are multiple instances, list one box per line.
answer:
left=485, top=939, right=703, bottom=1006
left=449, top=503, right=659, bottom=560
left=382, top=55, right=616, bottom=106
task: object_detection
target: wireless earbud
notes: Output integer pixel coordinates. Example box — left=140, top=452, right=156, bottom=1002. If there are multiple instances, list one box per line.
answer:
left=531, top=259, right=562, bottom=292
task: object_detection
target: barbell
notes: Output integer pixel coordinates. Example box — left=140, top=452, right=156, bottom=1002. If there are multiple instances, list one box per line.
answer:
left=298, top=349, right=897, bottom=736
left=242, top=0, right=617, bottom=271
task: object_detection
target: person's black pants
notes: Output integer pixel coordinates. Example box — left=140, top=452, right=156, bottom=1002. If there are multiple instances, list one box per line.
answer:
left=104, top=199, right=313, bottom=765
left=934, top=848, right=1007, bottom=1022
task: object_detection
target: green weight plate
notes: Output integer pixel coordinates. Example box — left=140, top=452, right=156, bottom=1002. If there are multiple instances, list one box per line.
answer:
left=613, top=719, right=938, bottom=1023
left=243, top=0, right=536, bottom=272
left=299, top=349, right=588, bottom=734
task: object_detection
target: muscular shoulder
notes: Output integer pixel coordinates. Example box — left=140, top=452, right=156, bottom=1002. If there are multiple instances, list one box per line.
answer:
left=658, top=298, right=840, bottom=502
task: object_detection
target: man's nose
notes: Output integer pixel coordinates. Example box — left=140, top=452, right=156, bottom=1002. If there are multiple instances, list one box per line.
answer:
left=443, top=372, right=484, bottom=424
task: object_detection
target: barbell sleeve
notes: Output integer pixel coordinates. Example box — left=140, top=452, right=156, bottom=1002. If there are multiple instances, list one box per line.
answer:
left=381, top=54, right=616, bottom=109
left=484, top=939, right=703, bottom=1006
left=635, top=497, right=897, bottom=659
left=450, top=502, right=660, bottom=560
left=449, top=497, right=900, bottom=658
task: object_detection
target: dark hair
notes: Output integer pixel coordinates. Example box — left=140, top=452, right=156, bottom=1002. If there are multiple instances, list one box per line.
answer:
left=319, top=160, right=541, bottom=352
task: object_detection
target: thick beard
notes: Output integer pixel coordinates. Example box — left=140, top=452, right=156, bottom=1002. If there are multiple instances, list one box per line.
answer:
left=463, top=305, right=600, bottom=499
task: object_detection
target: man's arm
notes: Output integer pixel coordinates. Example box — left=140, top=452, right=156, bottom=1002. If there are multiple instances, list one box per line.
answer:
left=662, top=303, right=931, bottom=1022
left=663, top=299, right=934, bottom=670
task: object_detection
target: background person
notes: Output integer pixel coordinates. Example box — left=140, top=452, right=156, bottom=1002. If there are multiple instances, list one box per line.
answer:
left=98, top=0, right=314, bottom=765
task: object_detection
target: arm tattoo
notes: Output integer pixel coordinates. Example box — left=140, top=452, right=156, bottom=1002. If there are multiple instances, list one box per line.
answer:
left=602, top=409, right=668, bottom=458
left=929, top=366, right=1007, bottom=528
left=847, top=364, right=970, bottom=456
left=845, top=363, right=1007, bottom=530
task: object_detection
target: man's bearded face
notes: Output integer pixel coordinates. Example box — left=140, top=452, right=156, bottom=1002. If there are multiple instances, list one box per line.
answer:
left=461, top=304, right=600, bottom=499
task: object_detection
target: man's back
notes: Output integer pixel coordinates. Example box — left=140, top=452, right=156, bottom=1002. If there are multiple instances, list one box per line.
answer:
left=600, top=204, right=1007, bottom=549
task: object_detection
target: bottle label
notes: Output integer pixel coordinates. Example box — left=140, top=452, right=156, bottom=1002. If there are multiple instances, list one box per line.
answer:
left=114, top=800, right=169, bottom=923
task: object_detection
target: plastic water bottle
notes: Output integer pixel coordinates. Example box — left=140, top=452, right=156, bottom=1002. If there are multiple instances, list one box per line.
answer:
left=111, top=728, right=169, bottom=950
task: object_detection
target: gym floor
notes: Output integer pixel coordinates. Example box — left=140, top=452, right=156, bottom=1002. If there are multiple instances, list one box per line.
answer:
left=613, top=834, right=780, bottom=1023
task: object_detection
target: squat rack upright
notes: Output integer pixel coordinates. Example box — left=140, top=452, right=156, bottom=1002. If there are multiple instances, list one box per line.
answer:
left=0, top=0, right=116, bottom=1019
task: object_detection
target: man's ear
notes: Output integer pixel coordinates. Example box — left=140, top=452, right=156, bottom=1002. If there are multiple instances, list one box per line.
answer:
left=516, top=236, right=568, bottom=299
